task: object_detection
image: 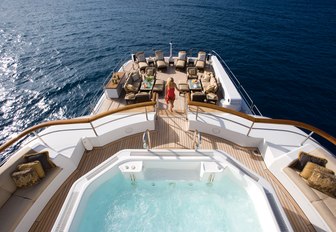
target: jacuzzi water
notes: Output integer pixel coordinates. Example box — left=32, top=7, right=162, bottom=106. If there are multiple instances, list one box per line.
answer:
left=73, top=171, right=263, bottom=232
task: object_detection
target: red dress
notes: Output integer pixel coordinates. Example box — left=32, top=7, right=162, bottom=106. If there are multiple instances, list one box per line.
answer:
left=165, top=87, right=175, bottom=103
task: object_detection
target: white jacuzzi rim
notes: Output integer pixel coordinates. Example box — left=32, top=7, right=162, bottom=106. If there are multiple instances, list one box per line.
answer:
left=52, top=149, right=293, bottom=232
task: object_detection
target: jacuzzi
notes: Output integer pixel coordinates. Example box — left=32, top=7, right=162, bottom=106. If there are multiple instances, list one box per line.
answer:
left=52, top=150, right=293, bottom=232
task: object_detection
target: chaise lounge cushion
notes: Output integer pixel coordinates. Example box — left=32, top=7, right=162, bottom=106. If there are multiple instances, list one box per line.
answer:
left=135, top=52, right=148, bottom=71
left=195, top=51, right=206, bottom=70
left=153, top=79, right=164, bottom=93
left=155, top=50, right=167, bottom=70
left=176, top=51, right=187, bottom=70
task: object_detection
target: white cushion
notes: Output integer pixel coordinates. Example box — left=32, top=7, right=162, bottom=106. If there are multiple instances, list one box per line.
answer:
left=178, top=51, right=186, bottom=60
left=136, top=52, right=146, bottom=62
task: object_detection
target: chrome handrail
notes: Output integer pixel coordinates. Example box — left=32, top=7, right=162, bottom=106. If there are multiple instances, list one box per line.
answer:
left=211, top=50, right=262, bottom=116
left=193, top=129, right=202, bottom=150
left=142, top=129, right=151, bottom=150
left=86, top=53, right=132, bottom=116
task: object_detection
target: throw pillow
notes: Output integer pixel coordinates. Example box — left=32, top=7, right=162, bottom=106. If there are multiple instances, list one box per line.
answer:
left=24, top=151, right=54, bottom=171
left=307, top=169, right=336, bottom=198
left=132, top=73, right=140, bottom=82
left=189, top=68, right=196, bottom=75
left=18, top=161, right=45, bottom=178
left=300, top=162, right=334, bottom=179
left=203, top=75, right=211, bottom=82
left=205, top=84, right=216, bottom=94
left=126, top=84, right=136, bottom=92
left=11, top=168, right=40, bottom=188
left=296, top=152, right=328, bottom=171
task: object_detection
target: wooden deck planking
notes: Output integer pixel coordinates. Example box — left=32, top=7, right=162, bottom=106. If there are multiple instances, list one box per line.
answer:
left=30, top=110, right=314, bottom=232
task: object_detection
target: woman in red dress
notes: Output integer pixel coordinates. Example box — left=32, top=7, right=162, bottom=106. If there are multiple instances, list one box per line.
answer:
left=165, top=77, right=180, bottom=112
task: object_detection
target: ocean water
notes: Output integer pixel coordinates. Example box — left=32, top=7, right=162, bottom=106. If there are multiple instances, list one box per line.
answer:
left=0, top=0, right=335, bottom=157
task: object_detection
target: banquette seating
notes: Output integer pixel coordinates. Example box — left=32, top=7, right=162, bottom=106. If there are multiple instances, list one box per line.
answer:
left=284, top=151, right=336, bottom=231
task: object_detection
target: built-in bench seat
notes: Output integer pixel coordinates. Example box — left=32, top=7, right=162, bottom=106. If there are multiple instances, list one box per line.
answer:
left=0, top=148, right=61, bottom=232
left=283, top=150, right=336, bottom=232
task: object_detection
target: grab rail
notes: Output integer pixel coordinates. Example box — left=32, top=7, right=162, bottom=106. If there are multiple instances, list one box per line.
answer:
left=142, top=129, right=151, bottom=150
left=0, top=93, right=158, bottom=154
left=211, top=50, right=262, bottom=116
left=186, top=95, right=336, bottom=146
left=192, top=130, right=202, bottom=150
left=86, top=53, right=132, bottom=115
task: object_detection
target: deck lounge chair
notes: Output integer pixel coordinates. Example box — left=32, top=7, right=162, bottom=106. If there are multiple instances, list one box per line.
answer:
left=191, top=91, right=206, bottom=102
left=187, top=67, right=198, bottom=79
left=194, top=51, right=206, bottom=71
left=175, top=51, right=187, bottom=71
left=143, top=67, right=157, bottom=80
left=154, top=50, right=167, bottom=70
left=153, top=79, right=165, bottom=94
left=135, top=91, right=152, bottom=103
left=135, top=51, right=148, bottom=71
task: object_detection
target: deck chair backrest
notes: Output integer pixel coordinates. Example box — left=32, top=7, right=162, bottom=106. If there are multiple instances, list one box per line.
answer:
left=178, top=51, right=187, bottom=60
left=197, top=51, right=206, bottom=61
left=155, top=50, right=164, bottom=61
left=136, top=52, right=146, bottom=62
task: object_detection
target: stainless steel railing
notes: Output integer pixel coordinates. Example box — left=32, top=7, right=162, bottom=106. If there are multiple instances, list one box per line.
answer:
left=211, top=50, right=262, bottom=116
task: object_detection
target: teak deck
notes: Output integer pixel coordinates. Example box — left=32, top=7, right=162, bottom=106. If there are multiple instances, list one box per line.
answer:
left=30, top=111, right=315, bottom=232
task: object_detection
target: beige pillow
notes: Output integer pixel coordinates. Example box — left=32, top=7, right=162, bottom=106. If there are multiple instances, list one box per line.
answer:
left=203, top=75, right=211, bottom=82
left=132, top=73, right=140, bottom=82
left=300, top=162, right=334, bottom=179
left=11, top=168, right=40, bottom=188
left=18, top=161, right=45, bottom=178
left=205, top=84, right=216, bottom=94
left=147, top=69, right=154, bottom=76
left=189, top=68, right=196, bottom=75
left=307, top=169, right=336, bottom=198
left=126, top=84, right=136, bottom=92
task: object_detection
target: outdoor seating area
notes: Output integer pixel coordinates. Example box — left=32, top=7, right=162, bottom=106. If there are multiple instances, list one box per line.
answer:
left=121, top=50, right=220, bottom=106
left=0, top=150, right=60, bottom=231
left=284, top=150, right=336, bottom=231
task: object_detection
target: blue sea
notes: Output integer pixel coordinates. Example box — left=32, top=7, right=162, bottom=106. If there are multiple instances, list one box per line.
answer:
left=0, top=0, right=335, bottom=157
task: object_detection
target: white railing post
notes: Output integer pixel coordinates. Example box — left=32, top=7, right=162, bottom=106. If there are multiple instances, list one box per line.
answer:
left=301, top=131, right=314, bottom=145
left=145, top=107, right=148, bottom=121
left=143, top=129, right=151, bottom=150
left=196, top=106, right=199, bottom=120
left=247, top=122, right=255, bottom=136
left=169, top=41, right=173, bottom=58
left=193, top=130, right=201, bottom=150
left=90, top=122, right=98, bottom=137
